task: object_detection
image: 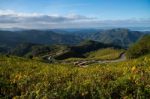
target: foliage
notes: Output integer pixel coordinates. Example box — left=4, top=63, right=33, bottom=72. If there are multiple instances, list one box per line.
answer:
left=0, top=54, right=150, bottom=98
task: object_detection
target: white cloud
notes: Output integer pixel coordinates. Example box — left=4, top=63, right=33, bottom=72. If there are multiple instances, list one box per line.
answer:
left=0, top=9, right=149, bottom=29
left=0, top=9, right=94, bottom=23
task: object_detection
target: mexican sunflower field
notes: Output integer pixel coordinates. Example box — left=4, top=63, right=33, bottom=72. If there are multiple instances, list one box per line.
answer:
left=0, top=54, right=150, bottom=99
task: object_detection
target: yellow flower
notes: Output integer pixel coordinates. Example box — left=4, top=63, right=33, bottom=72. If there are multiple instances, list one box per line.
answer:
left=123, top=96, right=128, bottom=99
left=131, top=66, right=136, bottom=72
left=81, top=93, right=85, bottom=96
left=13, top=96, right=18, bottom=99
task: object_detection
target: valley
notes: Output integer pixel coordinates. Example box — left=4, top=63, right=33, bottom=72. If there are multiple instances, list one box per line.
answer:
left=0, top=28, right=150, bottom=99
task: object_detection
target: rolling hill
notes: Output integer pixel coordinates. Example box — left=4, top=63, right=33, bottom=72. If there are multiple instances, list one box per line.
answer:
left=54, top=40, right=122, bottom=60
left=5, top=40, right=122, bottom=61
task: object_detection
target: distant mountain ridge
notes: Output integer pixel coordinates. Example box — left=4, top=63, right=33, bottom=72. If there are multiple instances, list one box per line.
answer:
left=71, top=28, right=144, bottom=48
left=96, top=28, right=144, bottom=47
left=0, top=30, right=83, bottom=47
left=0, top=28, right=147, bottom=51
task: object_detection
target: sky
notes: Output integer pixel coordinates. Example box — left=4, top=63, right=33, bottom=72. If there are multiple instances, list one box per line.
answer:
left=0, top=0, right=150, bottom=29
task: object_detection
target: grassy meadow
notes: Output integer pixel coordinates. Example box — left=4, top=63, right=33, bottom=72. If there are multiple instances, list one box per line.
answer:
left=0, top=54, right=150, bottom=99
left=85, top=48, right=124, bottom=60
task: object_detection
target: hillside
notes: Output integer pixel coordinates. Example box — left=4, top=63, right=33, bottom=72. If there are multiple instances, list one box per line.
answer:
left=0, top=53, right=150, bottom=98
left=10, top=43, right=50, bottom=57
left=73, top=28, right=144, bottom=48
left=9, top=43, right=70, bottom=58
left=85, top=48, right=124, bottom=60
left=54, top=40, right=122, bottom=60
left=98, top=29, right=143, bottom=47
left=127, top=35, right=150, bottom=58
left=1, top=40, right=122, bottom=61
left=64, top=48, right=124, bottom=63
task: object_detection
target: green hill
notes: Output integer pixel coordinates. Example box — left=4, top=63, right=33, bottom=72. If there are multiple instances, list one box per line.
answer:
left=127, top=35, right=150, bottom=58
left=85, top=48, right=124, bottom=60
left=10, top=43, right=69, bottom=58
left=54, top=40, right=122, bottom=60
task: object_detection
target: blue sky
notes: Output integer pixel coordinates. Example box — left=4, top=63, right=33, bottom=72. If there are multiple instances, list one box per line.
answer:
left=0, top=0, right=150, bottom=29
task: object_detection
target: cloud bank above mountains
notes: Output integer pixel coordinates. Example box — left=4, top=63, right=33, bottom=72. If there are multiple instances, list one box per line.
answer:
left=0, top=9, right=149, bottom=29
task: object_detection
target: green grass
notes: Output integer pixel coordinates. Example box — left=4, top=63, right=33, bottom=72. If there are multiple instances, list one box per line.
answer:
left=65, top=48, right=124, bottom=61
left=86, top=48, right=124, bottom=60
left=0, top=54, right=150, bottom=98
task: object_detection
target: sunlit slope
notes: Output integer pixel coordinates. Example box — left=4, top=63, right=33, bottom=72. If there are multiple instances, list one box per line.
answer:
left=0, top=54, right=150, bottom=98
left=127, top=35, right=150, bottom=58
left=64, top=48, right=124, bottom=61
left=86, top=48, right=124, bottom=60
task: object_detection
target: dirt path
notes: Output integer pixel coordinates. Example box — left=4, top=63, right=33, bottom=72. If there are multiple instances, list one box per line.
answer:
left=97, top=53, right=126, bottom=64
left=72, top=53, right=126, bottom=67
left=45, top=53, right=127, bottom=67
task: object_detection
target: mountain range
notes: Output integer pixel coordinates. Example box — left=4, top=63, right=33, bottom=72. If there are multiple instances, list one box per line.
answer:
left=0, top=28, right=148, bottom=54
left=72, top=28, right=144, bottom=48
left=0, top=30, right=82, bottom=47
left=56, top=28, right=148, bottom=47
